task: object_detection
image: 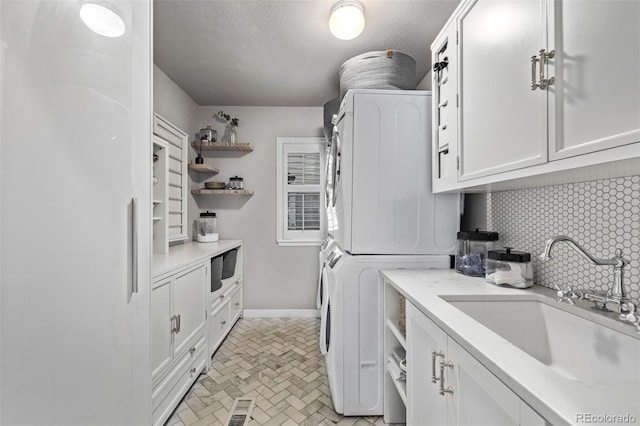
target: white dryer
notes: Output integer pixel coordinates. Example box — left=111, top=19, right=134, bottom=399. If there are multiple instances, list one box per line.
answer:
left=327, top=89, right=460, bottom=255
left=321, top=247, right=450, bottom=415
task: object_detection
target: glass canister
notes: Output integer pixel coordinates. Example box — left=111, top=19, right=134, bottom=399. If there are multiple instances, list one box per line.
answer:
left=455, top=229, right=499, bottom=276
left=485, top=247, right=534, bottom=288
left=196, top=211, right=219, bottom=243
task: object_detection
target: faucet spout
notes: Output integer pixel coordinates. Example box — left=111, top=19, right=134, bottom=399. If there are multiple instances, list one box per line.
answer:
left=539, top=235, right=620, bottom=267
left=540, top=235, right=630, bottom=311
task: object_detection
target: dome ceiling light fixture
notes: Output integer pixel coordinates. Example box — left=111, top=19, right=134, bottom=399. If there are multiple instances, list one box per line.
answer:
left=329, top=0, right=365, bottom=40
left=79, top=2, right=126, bottom=38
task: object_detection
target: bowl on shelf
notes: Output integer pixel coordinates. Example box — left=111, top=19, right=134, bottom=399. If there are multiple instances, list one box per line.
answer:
left=204, top=181, right=226, bottom=189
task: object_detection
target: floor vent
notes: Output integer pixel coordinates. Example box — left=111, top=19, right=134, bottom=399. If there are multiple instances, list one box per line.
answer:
left=225, top=397, right=256, bottom=426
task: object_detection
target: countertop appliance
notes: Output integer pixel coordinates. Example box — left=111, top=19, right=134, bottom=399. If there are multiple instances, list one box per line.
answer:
left=327, top=89, right=459, bottom=255
left=322, top=89, right=460, bottom=416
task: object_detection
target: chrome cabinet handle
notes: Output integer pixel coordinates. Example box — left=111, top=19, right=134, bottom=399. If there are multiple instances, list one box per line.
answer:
left=235, top=302, right=240, bottom=308
left=171, top=315, right=179, bottom=334
left=530, top=54, right=539, bottom=90
left=221, top=320, right=226, bottom=326
left=176, top=314, right=181, bottom=333
left=439, top=360, right=454, bottom=395
left=431, top=350, right=445, bottom=383
left=131, top=197, right=139, bottom=294
left=531, top=49, right=555, bottom=90
left=189, top=346, right=196, bottom=355
left=190, top=367, right=197, bottom=377
left=220, top=294, right=225, bottom=300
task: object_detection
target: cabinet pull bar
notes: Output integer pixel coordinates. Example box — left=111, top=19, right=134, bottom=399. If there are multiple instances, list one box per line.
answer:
left=131, top=197, right=139, bottom=294
left=171, top=315, right=179, bottom=334
left=176, top=314, right=181, bottom=333
left=439, top=360, right=454, bottom=395
left=431, top=350, right=445, bottom=383
left=539, top=49, right=555, bottom=90
left=531, top=54, right=540, bottom=90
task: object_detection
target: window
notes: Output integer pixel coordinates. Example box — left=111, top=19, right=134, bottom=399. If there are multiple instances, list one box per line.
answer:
left=277, top=137, right=326, bottom=246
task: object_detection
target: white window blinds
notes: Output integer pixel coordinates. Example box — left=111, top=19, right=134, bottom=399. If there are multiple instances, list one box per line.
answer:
left=277, top=138, right=326, bottom=246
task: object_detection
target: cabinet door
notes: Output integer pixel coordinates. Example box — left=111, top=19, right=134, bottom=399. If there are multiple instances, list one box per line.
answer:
left=449, top=340, right=519, bottom=425
left=0, top=2, right=151, bottom=424
left=548, top=0, right=640, bottom=160
left=173, top=263, right=206, bottom=357
left=432, top=18, right=460, bottom=192
left=406, top=303, right=448, bottom=425
left=153, top=114, right=188, bottom=242
left=458, top=0, right=547, bottom=181
left=152, top=278, right=174, bottom=379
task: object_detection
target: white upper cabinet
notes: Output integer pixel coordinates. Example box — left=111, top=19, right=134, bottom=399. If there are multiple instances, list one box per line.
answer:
left=458, top=0, right=547, bottom=181
left=153, top=114, right=189, bottom=242
left=432, top=15, right=460, bottom=192
left=433, top=0, right=640, bottom=192
left=548, top=0, right=640, bottom=160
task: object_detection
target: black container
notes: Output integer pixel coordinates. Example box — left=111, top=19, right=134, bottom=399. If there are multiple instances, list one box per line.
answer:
left=221, top=248, right=238, bottom=279
left=455, top=229, right=499, bottom=277
left=210, top=255, right=223, bottom=292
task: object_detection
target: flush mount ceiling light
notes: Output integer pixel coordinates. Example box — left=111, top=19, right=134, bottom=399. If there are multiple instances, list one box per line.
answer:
left=79, top=2, right=125, bottom=38
left=329, top=0, right=365, bottom=40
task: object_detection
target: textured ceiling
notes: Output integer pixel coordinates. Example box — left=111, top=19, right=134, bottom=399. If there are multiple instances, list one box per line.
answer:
left=153, top=0, right=460, bottom=107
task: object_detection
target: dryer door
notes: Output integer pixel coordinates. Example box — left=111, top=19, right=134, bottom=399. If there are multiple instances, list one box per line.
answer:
left=319, top=274, right=330, bottom=356
left=325, top=124, right=341, bottom=208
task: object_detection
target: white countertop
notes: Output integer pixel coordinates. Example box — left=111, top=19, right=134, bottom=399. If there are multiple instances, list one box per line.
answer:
left=152, top=240, right=243, bottom=279
left=381, top=269, right=640, bottom=426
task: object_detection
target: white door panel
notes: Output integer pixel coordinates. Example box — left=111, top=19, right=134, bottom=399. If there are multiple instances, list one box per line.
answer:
left=549, top=0, right=640, bottom=159
left=459, top=0, right=547, bottom=180
left=0, top=1, right=151, bottom=424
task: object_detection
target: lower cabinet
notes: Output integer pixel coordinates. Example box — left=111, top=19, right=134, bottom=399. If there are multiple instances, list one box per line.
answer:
left=151, top=262, right=207, bottom=426
left=209, top=277, right=244, bottom=359
left=405, top=301, right=548, bottom=426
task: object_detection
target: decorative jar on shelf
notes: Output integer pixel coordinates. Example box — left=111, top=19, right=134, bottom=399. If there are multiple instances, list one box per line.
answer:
left=222, top=125, right=237, bottom=143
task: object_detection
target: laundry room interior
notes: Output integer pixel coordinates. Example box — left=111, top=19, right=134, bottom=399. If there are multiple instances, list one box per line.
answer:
left=1, top=1, right=639, bottom=425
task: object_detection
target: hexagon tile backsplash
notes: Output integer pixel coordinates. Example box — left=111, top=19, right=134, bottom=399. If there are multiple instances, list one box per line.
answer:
left=487, top=175, right=640, bottom=305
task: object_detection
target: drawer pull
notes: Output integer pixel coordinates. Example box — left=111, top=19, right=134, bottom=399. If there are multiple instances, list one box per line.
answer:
left=220, top=294, right=225, bottom=300
left=171, top=314, right=181, bottom=334
left=189, top=346, right=196, bottom=355
left=431, top=350, right=444, bottom=383
left=221, top=320, right=226, bottom=326
left=235, top=302, right=240, bottom=308
left=439, top=360, right=454, bottom=396
left=190, top=367, right=197, bottom=377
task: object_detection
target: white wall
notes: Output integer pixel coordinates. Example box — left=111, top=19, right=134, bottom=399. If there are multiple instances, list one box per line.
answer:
left=153, top=64, right=199, bottom=134
left=417, top=70, right=432, bottom=90
left=195, top=106, right=324, bottom=310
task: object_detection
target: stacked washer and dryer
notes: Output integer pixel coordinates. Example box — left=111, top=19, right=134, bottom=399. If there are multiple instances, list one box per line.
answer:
left=318, top=89, right=460, bottom=416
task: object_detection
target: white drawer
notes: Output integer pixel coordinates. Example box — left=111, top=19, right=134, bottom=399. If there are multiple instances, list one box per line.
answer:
left=229, top=284, right=243, bottom=324
left=209, top=303, right=231, bottom=356
left=152, top=333, right=206, bottom=421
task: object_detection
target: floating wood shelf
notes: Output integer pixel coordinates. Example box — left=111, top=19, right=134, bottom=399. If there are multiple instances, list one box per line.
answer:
left=191, top=189, right=254, bottom=196
left=188, top=163, right=220, bottom=174
left=191, top=142, right=254, bottom=152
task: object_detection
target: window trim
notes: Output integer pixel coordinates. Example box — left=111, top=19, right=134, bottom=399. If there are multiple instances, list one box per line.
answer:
left=276, top=137, right=326, bottom=247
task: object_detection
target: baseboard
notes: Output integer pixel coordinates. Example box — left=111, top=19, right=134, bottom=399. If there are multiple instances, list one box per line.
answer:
left=242, top=309, right=320, bottom=318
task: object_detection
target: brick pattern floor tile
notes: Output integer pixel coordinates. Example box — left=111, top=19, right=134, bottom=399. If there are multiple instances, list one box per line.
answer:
left=165, top=318, right=389, bottom=425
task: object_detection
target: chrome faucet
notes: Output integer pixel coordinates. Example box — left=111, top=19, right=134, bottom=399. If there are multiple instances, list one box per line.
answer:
left=540, top=235, right=639, bottom=332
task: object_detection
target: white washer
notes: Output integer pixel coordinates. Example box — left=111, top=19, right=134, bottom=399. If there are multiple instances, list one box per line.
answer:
left=322, top=248, right=450, bottom=415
